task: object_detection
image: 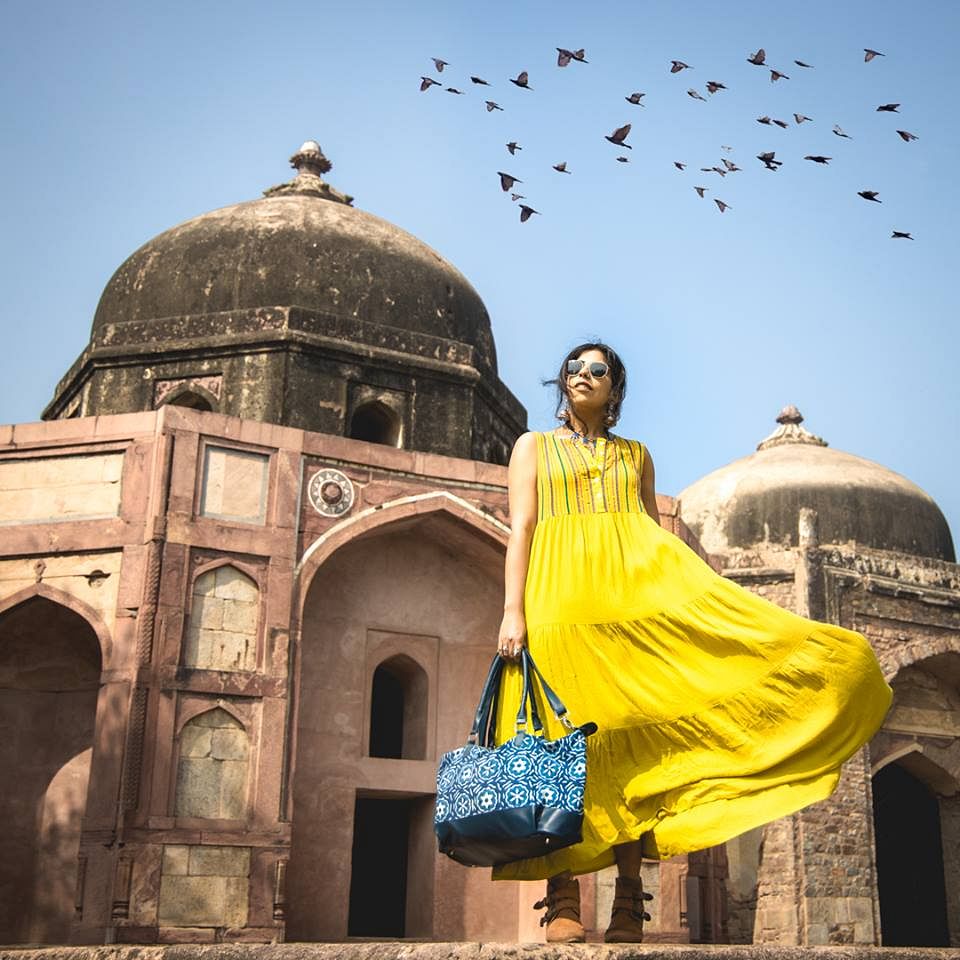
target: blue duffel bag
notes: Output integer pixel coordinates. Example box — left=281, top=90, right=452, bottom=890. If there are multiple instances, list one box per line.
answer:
left=434, top=649, right=597, bottom=867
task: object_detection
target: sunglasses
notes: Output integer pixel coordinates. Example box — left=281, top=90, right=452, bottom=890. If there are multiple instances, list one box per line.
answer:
left=566, top=359, right=609, bottom=379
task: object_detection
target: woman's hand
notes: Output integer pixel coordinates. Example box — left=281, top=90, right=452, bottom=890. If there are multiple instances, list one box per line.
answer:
left=498, top=610, right=527, bottom=660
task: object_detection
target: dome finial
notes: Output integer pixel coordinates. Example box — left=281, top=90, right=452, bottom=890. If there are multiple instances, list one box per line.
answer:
left=263, top=140, right=353, bottom=205
left=757, top=404, right=827, bottom=450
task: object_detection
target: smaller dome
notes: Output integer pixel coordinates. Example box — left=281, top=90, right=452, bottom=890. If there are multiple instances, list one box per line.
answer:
left=678, top=407, right=954, bottom=561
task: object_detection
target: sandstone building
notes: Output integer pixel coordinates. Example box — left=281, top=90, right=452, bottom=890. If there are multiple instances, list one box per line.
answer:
left=0, top=142, right=956, bottom=948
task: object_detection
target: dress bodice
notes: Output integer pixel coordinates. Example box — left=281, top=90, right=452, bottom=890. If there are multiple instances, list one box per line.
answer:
left=536, top=430, right=646, bottom=520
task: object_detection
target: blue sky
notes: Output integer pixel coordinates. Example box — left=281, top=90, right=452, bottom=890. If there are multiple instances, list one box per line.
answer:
left=2, top=0, right=958, bottom=542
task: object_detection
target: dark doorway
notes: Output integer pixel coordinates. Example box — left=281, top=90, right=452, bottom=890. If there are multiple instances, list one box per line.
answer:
left=348, top=797, right=411, bottom=937
left=369, top=666, right=404, bottom=759
left=873, top=762, right=950, bottom=946
left=349, top=402, right=400, bottom=446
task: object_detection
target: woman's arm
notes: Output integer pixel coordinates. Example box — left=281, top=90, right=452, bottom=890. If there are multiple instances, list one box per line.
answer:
left=640, top=443, right=661, bottom=525
left=498, top=431, right=538, bottom=659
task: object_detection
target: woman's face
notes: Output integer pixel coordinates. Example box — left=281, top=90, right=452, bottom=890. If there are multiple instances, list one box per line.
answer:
left=566, top=348, right=613, bottom=411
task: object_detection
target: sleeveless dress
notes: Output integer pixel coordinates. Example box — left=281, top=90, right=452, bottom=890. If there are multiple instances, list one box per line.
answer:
left=491, top=430, right=892, bottom=880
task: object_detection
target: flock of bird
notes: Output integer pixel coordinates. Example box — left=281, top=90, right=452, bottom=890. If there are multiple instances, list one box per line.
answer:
left=418, top=46, right=919, bottom=237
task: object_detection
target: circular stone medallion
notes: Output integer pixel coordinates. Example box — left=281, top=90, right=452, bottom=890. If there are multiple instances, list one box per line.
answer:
left=307, top=468, right=355, bottom=517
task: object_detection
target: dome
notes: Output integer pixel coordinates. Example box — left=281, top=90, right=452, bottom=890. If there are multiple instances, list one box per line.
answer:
left=90, top=141, right=497, bottom=372
left=678, top=406, right=954, bottom=562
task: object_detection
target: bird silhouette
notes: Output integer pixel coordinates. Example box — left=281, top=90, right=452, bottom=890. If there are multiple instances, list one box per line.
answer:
left=794, top=59, right=813, bottom=67
left=857, top=190, right=881, bottom=202
left=506, top=142, right=522, bottom=155
left=891, top=230, right=913, bottom=239
left=519, top=204, right=539, bottom=222
left=419, top=77, right=440, bottom=92
left=772, top=118, right=789, bottom=128
left=557, top=48, right=588, bottom=67
left=876, top=103, right=900, bottom=112
left=673, top=161, right=687, bottom=170
left=510, top=193, right=525, bottom=201
left=553, top=161, right=571, bottom=173
left=616, top=156, right=630, bottom=163
left=605, top=123, right=632, bottom=148
left=445, top=87, right=464, bottom=95
left=485, top=101, right=503, bottom=111
left=747, top=48, right=766, bottom=65
left=794, top=113, right=813, bottom=124
left=864, top=48, right=885, bottom=62
left=757, top=151, right=782, bottom=170
left=694, top=186, right=707, bottom=197
left=896, top=129, right=918, bottom=142
left=833, top=124, right=852, bottom=138
left=510, top=71, right=532, bottom=89
left=432, top=58, right=449, bottom=72
left=756, top=116, right=772, bottom=125
left=721, top=158, right=741, bottom=172
left=714, top=199, right=731, bottom=212
left=804, top=155, right=832, bottom=164
left=721, top=145, right=733, bottom=151
left=705, top=81, right=727, bottom=94
left=770, top=69, right=790, bottom=82
left=470, top=76, right=490, bottom=86
left=498, top=172, right=522, bottom=191
left=687, top=88, right=706, bottom=101
left=625, top=92, right=646, bottom=105
left=670, top=60, right=691, bottom=73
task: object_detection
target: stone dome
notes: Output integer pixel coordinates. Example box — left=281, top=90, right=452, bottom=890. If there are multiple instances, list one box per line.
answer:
left=678, top=405, right=955, bottom=562
left=90, top=141, right=497, bottom=372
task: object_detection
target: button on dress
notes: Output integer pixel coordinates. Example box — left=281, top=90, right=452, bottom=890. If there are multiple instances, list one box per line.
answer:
left=491, top=430, right=892, bottom=880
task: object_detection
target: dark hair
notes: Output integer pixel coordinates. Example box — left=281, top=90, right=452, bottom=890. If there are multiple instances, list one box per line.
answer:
left=542, top=341, right=628, bottom=429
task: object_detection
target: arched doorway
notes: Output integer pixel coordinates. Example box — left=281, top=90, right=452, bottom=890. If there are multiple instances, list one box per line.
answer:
left=873, top=761, right=950, bottom=946
left=0, top=596, right=102, bottom=943
left=287, top=505, right=513, bottom=941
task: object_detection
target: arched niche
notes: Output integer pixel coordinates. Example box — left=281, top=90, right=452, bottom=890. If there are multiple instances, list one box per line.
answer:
left=160, top=384, right=218, bottom=412
left=348, top=400, right=401, bottom=446
left=174, top=706, right=250, bottom=820
left=369, top=654, right=429, bottom=760
left=0, top=596, right=101, bottom=944
left=183, top=564, right=260, bottom=672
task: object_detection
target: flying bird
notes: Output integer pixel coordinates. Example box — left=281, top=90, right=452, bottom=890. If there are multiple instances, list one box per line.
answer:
left=891, top=231, right=913, bottom=239
left=445, top=87, right=464, bottom=95
left=804, top=155, right=831, bottom=164
left=498, top=171, right=522, bottom=191
left=687, top=88, right=706, bottom=101
left=896, top=129, right=918, bottom=141
left=419, top=77, right=440, bottom=91
left=794, top=113, right=813, bottom=123
left=557, top=47, right=588, bottom=67
left=794, top=59, right=813, bottom=68
left=553, top=161, right=571, bottom=173
left=714, top=199, right=731, bottom=212
left=506, top=141, right=522, bottom=155
left=605, top=123, right=632, bottom=148
left=470, top=76, right=490, bottom=86
left=756, top=116, right=772, bottom=125
left=721, top=158, right=741, bottom=172
left=625, top=92, right=646, bottom=105
left=510, top=193, right=525, bottom=201
left=770, top=69, right=790, bottom=82
left=857, top=190, right=881, bottom=202
left=705, top=81, right=727, bottom=94
left=832, top=124, right=852, bottom=138
left=670, top=60, right=691, bottom=73
left=432, top=58, right=449, bottom=72
left=747, top=48, right=766, bottom=65
left=673, top=161, right=687, bottom=170
left=694, top=186, right=707, bottom=197
left=616, top=156, right=630, bottom=163
left=519, top=204, right=539, bottom=222
left=721, top=145, right=733, bottom=151
left=757, top=151, right=782, bottom=170
left=510, top=71, right=532, bottom=89
left=864, top=49, right=885, bottom=62
left=876, top=103, right=900, bottom=112
left=772, top=118, right=789, bottom=128
left=485, top=100, right=503, bottom=111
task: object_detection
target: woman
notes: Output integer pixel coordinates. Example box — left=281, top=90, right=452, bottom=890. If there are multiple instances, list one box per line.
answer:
left=493, top=341, right=892, bottom=943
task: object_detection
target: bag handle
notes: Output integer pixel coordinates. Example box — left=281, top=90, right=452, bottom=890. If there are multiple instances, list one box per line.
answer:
left=468, top=655, right=505, bottom=745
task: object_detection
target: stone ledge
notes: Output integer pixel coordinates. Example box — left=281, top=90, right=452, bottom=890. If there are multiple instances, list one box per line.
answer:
left=0, top=944, right=955, bottom=960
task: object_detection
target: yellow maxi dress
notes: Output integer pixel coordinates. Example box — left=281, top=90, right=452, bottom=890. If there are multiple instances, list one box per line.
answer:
left=492, top=430, right=892, bottom=880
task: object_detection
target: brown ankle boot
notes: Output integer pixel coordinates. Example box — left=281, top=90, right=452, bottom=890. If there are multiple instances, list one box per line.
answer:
left=604, top=875, right=653, bottom=943
left=533, top=876, right=585, bottom=943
